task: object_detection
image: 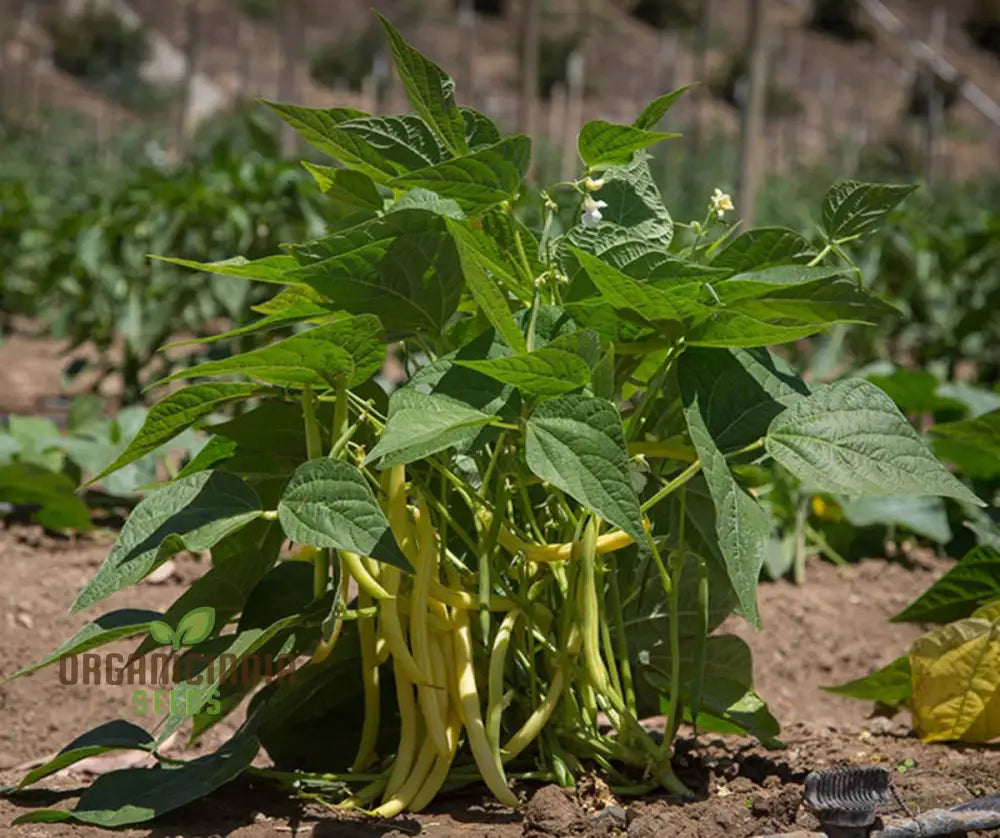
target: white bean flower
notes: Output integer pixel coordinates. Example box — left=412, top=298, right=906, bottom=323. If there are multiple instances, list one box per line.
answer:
left=581, top=195, right=608, bottom=228
left=584, top=175, right=605, bottom=191
left=709, top=187, right=734, bottom=219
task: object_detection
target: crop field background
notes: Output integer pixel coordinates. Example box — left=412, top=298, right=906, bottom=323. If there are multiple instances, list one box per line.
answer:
left=1, top=1, right=999, bottom=837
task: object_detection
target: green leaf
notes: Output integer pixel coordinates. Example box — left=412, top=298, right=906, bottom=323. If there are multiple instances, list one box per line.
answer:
left=150, top=317, right=386, bottom=390
left=154, top=253, right=299, bottom=284
left=461, top=106, right=502, bottom=148
left=331, top=114, right=449, bottom=171
left=578, top=120, right=678, bottom=168
left=455, top=334, right=594, bottom=398
left=680, top=358, right=770, bottom=626
left=89, top=383, right=261, bottom=484
left=278, top=459, right=409, bottom=571
left=72, top=472, right=262, bottom=613
left=822, top=655, right=912, bottom=706
left=525, top=394, right=645, bottom=542
left=821, top=180, right=918, bottom=241
left=567, top=245, right=692, bottom=333
left=711, top=227, right=815, bottom=273
left=765, top=379, right=984, bottom=505
left=932, top=408, right=1000, bottom=459
left=390, top=136, right=528, bottom=214
left=675, top=347, right=810, bottom=452
left=15, top=721, right=153, bottom=789
left=892, top=547, right=1000, bottom=624
left=365, top=388, right=496, bottom=467
left=301, top=163, right=383, bottom=215
left=839, top=495, right=952, bottom=543
left=0, top=463, right=92, bottom=531
left=375, top=12, right=468, bottom=155
left=447, top=219, right=527, bottom=353
left=148, top=620, right=174, bottom=646
left=680, top=678, right=781, bottom=747
left=0, top=609, right=161, bottom=684
left=866, top=368, right=966, bottom=415
left=289, top=232, right=462, bottom=335
left=261, top=101, right=401, bottom=182
left=20, top=733, right=259, bottom=827
left=175, top=606, right=217, bottom=647
left=632, top=83, right=698, bottom=130
left=389, top=188, right=465, bottom=219
left=565, top=152, right=674, bottom=261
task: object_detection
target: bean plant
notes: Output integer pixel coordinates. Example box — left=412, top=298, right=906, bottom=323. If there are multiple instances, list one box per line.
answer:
left=2, top=15, right=985, bottom=827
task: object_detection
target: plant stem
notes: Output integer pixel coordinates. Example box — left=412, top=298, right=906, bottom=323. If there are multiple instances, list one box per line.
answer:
left=640, top=460, right=703, bottom=513
left=662, top=490, right=686, bottom=752
left=807, top=243, right=832, bottom=266
left=302, top=385, right=322, bottom=460
left=608, top=568, right=637, bottom=717
left=330, top=372, right=348, bottom=456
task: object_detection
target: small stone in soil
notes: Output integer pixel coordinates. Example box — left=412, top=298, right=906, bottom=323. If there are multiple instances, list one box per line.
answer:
left=523, top=785, right=588, bottom=837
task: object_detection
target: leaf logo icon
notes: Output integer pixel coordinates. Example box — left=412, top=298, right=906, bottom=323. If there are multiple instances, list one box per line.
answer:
left=175, top=607, right=216, bottom=648
left=148, top=607, right=216, bottom=650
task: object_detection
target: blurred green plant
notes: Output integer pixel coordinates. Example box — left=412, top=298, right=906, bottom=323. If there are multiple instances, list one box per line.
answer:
left=0, top=395, right=204, bottom=530
left=0, top=106, right=327, bottom=403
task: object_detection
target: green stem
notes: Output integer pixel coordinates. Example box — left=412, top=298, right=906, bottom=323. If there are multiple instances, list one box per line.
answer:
left=640, top=460, right=703, bottom=513
left=609, top=568, right=637, bottom=717
left=330, top=373, right=348, bottom=457
left=807, top=243, right=832, bottom=266
left=662, top=490, right=686, bottom=752
left=302, top=386, right=322, bottom=461
left=690, top=553, right=709, bottom=734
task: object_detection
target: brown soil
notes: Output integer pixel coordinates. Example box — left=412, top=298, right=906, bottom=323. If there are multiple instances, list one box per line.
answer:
left=2, top=523, right=998, bottom=838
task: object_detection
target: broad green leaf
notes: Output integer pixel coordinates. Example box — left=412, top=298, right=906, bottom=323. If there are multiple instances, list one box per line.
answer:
left=680, top=359, right=770, bottom=626
left=866, top=368, right=967, bottom=415
left=821, top=180, right=918, bottom=241
left=765, top=379, right=984, bottom=505
left=286, top=206, right=437, bottom=266
left=289, top=232, right=463, bottom=335
left=822, top=655, right=912, bottom=706
left=174, top=436, right=238, bottom=480
left=455, top=334, right=594, bottom=398
left=678, top=678, right=781, bottom=747
left=154, top=253, right=298, bottom=284
left=840, top=495, right=951, bottom=543
left=134, top=519, right=286, bottom=658
left=447, top=219, right=527, bottom=353
left=16, top=734, right=259, bottom=827
left=567, top=245, right=693, bottom=332
left=633, top=83, right=698, bottom=130
left=937, top=382, right=1000, bottom=419
left=252, top=285, right=329, bottom=316
left=389, top=188, right=464, bottom=219
left=72, top=472, right=262, bottom=613
left=525, top=394, right=645, bottom=543
left=461, top=106, right=502, bottom=149
left=375, top=12, right=468, bottom=155
left=932, top=408, right=1000, bottom=459
left=261, top=101, right=400, bottom=182
left=278, top=459, right=409, bottom=570
left=390, top=136, right=529, bottom=214
left=577, top=120, right=679, bottom=168
left=565, top=152, right=674, bottom=262
left=16, top=721, right=154, bottom=789
left=676, top=347, right=810, bottom=452
left=175, top=606, right=216, bottom=647
left=0, top=609, right=161, bottom=683
left=712, top=227, right=814, bottom=273
left=89, top=383, right=261, bottom=484
left=0, top=463, right=92, bottom=531
left=332, top=114, right=449, bottom=171
left=5, top=415, right=62, bottom=470
left=151, top=317, right=385, bottom=390
left=301, top=163, right=383, bottom=215
left=910, top=617, right=1000, bottom=743
left=365, top=388, right=496, bottom=467
left=892, top=547, right=1000, bottom=624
